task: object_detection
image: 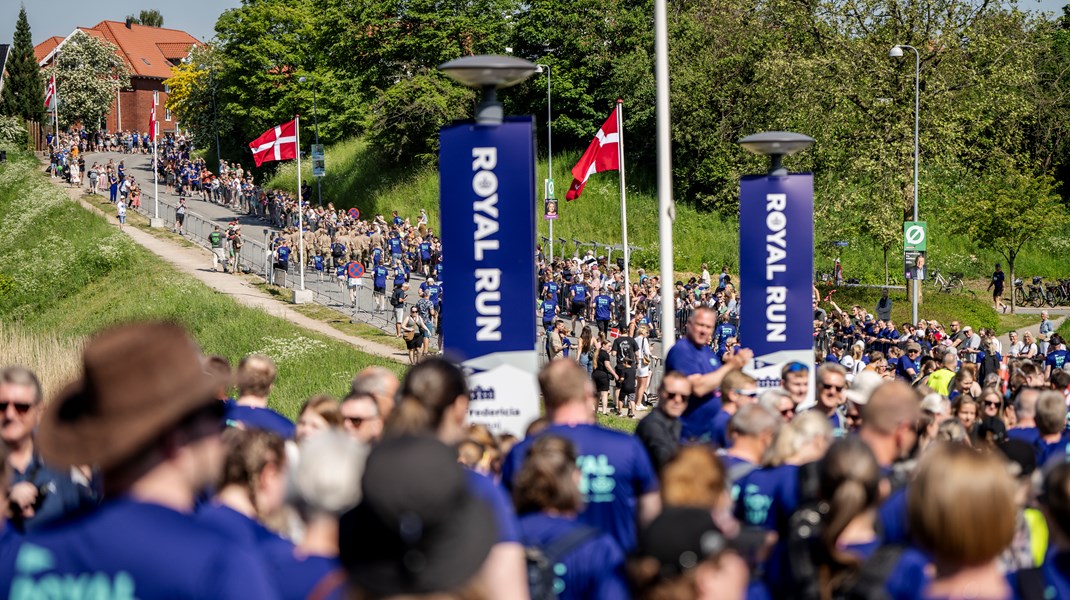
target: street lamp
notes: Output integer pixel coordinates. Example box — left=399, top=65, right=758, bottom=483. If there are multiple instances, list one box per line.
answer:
left=298, top=75, right=323, bottom=206
left=737, top=131, right=815, bottom=175
left=535, top=63, right=554, bottom=261
left=891, top=43, right=920, bottom=324
left=439, top=55, right=538, bottom=125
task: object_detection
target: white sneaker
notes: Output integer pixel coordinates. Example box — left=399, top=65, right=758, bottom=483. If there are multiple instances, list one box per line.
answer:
left=635, top=404, right=649, bottom=411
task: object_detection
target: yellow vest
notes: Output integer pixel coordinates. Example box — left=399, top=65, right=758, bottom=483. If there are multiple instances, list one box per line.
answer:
left=927, top=368, right=955, bottom=396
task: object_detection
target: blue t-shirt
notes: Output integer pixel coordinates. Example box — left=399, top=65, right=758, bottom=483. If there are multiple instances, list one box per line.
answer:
left=516, top=513, right=629, bottom=600
left=665, top=339, right=723, bottom=441
left=1046, top=349, right=1069, bottom=371
left=715, top=323, right=738, bottom=352
left=885, top=546, right=934, bottom=600
left=710, top=408, right=733, bottom=450
left=1008, top=426, right=1041, bottom=446
left=422, top=282, right=442, bottom=306
left=393, top=266, right=406, bottom=286
left=1008, top=551, right=1070, bottom=600
left=388, top=237, right=402, bottom=255
left=373, top=265, right=389, bottom=288
left=276, top=246, right=291, bottom=268
left=223, top=401, right=296, bottom=439
left=0, top=498, right=280, bottom=599
left=594, top=294, right=613, bottom=321
left=734, top=464, right=800, bottom=531
left=1036, top=432, right=1070, bottom=467
left=570, top=283, right=588, bottom=303
left=541, top=300, right=558, bottom=324
left=372, top=247, right=383, bottom=266
left=897, top=356, right=920, bottom=380
left=878, top=486, right=910, bottom=546
left=466, top=470, right=520, bottom=544
left=263, top=547, right=344, bottom=600
left=542, top=282, right=560, bottom=304
left=502, top=424, right=658, bottom=552
left=196, top=502, right=294, bottom=557
left=419, top=242, right=431, bottom=260
left=10, top=454, right=95, bottom=532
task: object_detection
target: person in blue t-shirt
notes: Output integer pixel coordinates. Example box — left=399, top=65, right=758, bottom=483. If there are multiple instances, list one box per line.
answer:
left=372, top=264, right=389, bottom=312
left=512, top=435, right=629, bottom=600
left=224, top=354, right=296, bottom=439
left=542, top=279, right=561, bottom=305
left=2, top=366, right=96, bottom=533
left=266, top=431, right=364, bottom=600
left=568, top=277, right=589, bottom=336
left=418, top=239, right=432, bottom=276
left=503, top=360, right=660, bottom=553
left=1045, top=334, right=1069, bottom=378
left=371, top=245, right=383, bottom=267
left=665, top=306, right=753, bottom=441
left=539, top=292, right=560, bottom=332
left=387, top=232, right=403, bottom=265
left=381, top=358, right=529, bottom=598
left=593, top=292, right=614, bottom=335
left=709, top=370, right=759, bottom=450
left=1007, top=387, right=1042, bottom=446
left=0, top=322, right=279, bottom=599
left=1034, top=390, right=1070, bottom=467
left=713, top=312, right=738, bottom=355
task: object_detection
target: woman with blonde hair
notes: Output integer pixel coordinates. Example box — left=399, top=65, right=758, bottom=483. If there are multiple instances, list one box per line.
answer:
left=908, top=443, right=1018, bottom=598
left=634, top=324, right=653, bottom=408
left=295, top=394, right=342, bottom=442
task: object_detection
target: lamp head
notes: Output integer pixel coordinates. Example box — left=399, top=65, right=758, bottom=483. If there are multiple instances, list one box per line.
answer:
left=889, top=45, right=904, bottom=58
left=299, top=76, right=307, bottom=83
left=439, top=55, right=538, bottom=125
left=736, top=131, right=814, bottom=176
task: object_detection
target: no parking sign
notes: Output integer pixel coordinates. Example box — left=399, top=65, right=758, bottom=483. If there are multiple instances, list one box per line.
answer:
left=348, top=208, right=361, bottom=220
left=347, top=261, right=365, bottom=279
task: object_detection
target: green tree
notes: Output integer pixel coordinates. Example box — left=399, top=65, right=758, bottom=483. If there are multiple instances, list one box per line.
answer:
left=127, top=9, right=165, bottom=27
left=1, top=7, right=44, bottom=123
left=364, top=70, right=474, bottom=164
left=53, top=33, right=130, bottom=131
left=953, top=164, right=1068, bottom=313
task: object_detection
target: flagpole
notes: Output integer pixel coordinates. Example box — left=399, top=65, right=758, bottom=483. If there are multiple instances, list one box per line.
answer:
left=654, top=0, right=676, bottom=352
left=296, top=115, right=306, bottom=291
left=152, top=92, right=159, bottom=221
left=616, top=99, right=632, bottom=325
left=52, top=53, right=59, bottom=142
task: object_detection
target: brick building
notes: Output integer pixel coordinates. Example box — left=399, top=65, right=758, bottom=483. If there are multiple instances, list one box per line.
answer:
left=34, top=19, right=201, bottom=133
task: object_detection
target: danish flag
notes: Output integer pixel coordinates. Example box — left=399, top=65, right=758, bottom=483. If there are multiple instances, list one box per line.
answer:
left=565, top=106, right=620, bottom=201
left=148, top=91, right=158, bottom=139
left=44, top=75, right=56, bottom=111
left=249, top=119, right=298, bottom=167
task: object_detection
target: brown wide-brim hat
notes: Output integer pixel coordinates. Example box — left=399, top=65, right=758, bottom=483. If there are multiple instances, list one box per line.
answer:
left=38, top=322, right=226, bottom=471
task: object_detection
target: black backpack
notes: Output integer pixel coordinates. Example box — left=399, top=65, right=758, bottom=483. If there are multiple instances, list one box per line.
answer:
left=526, top=525, right=600, bottom=600
left=391, top=287, right=405, bottom=308
left=980, top=353, right=1001, bottom=383
left=331, top=242, right=346, bottom=258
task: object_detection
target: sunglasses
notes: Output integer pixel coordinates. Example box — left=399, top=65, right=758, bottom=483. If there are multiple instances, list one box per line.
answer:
left=0, top=401, right=33, bottom=415
left=779, top=407, right=795, bottom=417
left=734, top=389, right=760, bottom=397
left=821, top=383, right=845, bottom=392
left=662, top=391, right=689, bottom=400
left=983, top=400, right=1001, bottom=408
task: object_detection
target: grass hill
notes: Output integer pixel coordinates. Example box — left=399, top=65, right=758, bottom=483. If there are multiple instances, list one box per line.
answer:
left=265, top=137, right=1070, bottom=286
left=0, top=150, right=400, bottom=418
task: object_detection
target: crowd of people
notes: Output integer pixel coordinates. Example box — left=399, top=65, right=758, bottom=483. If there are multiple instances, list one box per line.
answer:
left=2, top=307, right=1069, bottom=599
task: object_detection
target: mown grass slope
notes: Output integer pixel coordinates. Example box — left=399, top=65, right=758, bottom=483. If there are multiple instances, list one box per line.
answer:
left=0, top=152, right=402, bottom=419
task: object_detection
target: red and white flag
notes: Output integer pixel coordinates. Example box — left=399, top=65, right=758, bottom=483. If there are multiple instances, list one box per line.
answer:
left=249, top=119, right=298, bottom=167
left=148, top=91, right=158, bottom=139
left=43, top=74, right=56, bottom=111
left=565, top=106, right=620, bottom=201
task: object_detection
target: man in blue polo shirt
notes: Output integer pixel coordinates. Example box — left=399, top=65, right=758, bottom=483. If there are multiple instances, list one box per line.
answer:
left=593, top=291, right=614, bottom=335
left=665, top=305, right=753, bottom=441
left=223, top=354, right=295, bottom=439
left=0, top=322, right=279, bottom=599
left=502, top=360, right=660, bottom=552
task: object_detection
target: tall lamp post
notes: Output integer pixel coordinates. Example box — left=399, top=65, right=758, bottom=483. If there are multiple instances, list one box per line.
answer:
left=440, top=55, right=537, bottom=124
left=890, top=44, right=920, bottom=325
left=535, top=63, right=553, bottom=262
left=298, top=75, right=322, bottom=206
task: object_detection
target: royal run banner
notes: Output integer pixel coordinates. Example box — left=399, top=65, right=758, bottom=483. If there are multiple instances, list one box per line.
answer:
left=439, top=117, right=539, bottom=437
left=739, top=174, right=815, bottom=389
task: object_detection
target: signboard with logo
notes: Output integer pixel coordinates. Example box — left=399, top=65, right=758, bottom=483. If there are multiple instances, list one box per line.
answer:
left=903, top=221, right=927, bottom=281
left=439, top=117, right=538, bottom=437
left=738, top=174, right=814, bottom=390
left=311, top=144, right=325, bottom=177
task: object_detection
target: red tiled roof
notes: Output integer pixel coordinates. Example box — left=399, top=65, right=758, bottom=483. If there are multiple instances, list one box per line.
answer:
left=85, top=21, right=200, bottom=79
left=35, top=21, right=200, bottom=79
left=33, top=36, right=64, bottom=63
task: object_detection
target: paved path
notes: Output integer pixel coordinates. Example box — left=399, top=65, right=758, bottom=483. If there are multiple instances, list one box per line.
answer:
left=79, top=150, right=439, bottom=337
left=52, top=167, right=408, bottom=363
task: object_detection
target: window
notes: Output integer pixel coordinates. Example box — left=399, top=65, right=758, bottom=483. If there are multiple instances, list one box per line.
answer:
left=165, top=108, right=172, bottom=121
left=163, top=84, right=170, bottom=93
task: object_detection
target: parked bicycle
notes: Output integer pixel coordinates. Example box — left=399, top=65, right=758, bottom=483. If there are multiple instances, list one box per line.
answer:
left=1013, top=276, right=1048, bottom=307
left=930, top=269, right=966, bottom=294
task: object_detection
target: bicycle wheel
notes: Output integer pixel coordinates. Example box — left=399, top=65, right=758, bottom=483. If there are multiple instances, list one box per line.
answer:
left=1032, top=290, right=1045, bottom=308
left=1048, top=291, right=1059, bottom=308
left=1014, top=287, right=1026, bottom=306
left=949, top=278, right=965, bottom=294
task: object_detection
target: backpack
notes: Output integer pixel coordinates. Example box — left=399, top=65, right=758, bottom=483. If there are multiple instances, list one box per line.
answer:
left=391, top=287, right=405, bottom=307
left=526, top=525, right=600, bottom=600
left=331, top=242, right=345, bottom=258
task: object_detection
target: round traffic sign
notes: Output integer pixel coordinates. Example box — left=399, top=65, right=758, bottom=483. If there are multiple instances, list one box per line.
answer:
left=905, top=225, right=925, bottom=246
left=347, top=262, right=365, bottom=278
left=348, top=207, right=361, bottom=220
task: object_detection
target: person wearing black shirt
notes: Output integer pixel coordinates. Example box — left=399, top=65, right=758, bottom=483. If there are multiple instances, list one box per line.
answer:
left=634, top=372, right=692, bottom=470
left=592, top=337, right=617, bottom=415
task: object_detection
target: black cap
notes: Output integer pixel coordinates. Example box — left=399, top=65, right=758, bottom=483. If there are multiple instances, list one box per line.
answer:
left=339, top=436, right=496, bottom=596
left=637, top=507, right=766, bottom=578
left=998, top=439, right=1036, bottom=477
left=975, top=416, right=1007, bottom=445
